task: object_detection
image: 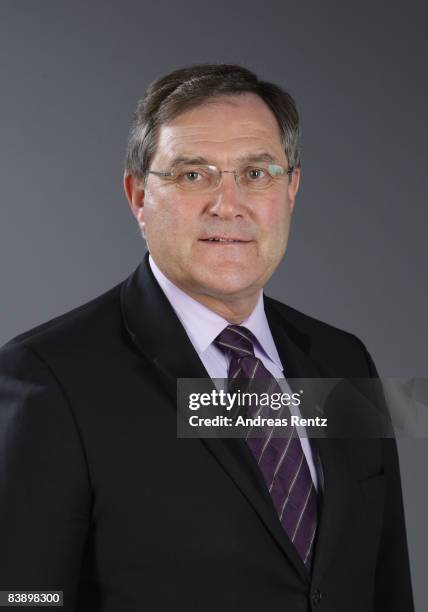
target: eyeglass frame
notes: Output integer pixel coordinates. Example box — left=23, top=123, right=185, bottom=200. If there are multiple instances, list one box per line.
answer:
left=145, top=162, right=295, bottom=192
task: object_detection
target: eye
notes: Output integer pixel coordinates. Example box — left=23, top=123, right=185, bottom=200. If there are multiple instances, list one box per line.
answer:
left=246, top=167, right=266, bottom=180
left=175, top=167, right=208, bottom=184
left=175, top=166, right=212, bottom=189
left=183, top=171, right=201, bottom=182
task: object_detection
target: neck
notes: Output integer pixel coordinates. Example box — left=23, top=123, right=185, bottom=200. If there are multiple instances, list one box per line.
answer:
left=180, top=288, right=261, bottom=324
left=148, top=254, right=262, bottom=323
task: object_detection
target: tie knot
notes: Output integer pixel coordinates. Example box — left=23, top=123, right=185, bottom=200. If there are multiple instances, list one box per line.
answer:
left=215, top=325, right=256, bottom=358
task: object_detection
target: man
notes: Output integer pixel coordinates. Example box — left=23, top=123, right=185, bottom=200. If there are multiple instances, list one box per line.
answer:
left=0, top=64, right=414, bottom=611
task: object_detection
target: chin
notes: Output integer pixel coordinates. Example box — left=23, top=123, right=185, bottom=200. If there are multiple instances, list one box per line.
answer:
left=195, top=269, right=259, bottom=298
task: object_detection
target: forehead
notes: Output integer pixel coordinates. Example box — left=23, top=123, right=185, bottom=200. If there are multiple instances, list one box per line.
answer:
left=154, top=93, right=285, bottom=164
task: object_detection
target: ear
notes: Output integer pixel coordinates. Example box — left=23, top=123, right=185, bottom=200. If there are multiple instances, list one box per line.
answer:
left=287, top=167, right=301, bottom=214
left=123, top=172, right=145, bottom=230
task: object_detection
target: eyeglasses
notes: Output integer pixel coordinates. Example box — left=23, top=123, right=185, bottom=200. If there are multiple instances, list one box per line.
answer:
left=146, top=162, right=294, bottom=193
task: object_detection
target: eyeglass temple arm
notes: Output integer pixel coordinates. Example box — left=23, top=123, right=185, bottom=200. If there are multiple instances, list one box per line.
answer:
left=147, top=170, right=173, bottom=177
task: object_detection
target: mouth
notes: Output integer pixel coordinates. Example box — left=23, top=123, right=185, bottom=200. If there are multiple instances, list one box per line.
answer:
left=199, top=237, right=253, bottom=244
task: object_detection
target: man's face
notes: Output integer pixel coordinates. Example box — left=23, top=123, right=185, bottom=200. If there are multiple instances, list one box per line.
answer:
left=125, top=93, right=300, bottom=305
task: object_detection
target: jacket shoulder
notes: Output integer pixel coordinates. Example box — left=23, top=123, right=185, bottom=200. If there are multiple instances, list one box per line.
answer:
left=2, top=281, right=124, bottom=356
left=265, top=295, right=361, bottom=343
left=265, top=295, right=377, bottom=378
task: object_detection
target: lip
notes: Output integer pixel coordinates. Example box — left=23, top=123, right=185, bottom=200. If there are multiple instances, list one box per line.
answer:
left=198, top=237, right=253, bottom=244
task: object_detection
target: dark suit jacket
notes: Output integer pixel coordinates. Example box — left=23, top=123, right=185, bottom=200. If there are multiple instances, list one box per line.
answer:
left=0, top=254, right=414, bottom=611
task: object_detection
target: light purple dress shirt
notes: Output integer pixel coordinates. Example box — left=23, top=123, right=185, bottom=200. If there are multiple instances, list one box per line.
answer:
left=149, top=254, right=319, bottom=490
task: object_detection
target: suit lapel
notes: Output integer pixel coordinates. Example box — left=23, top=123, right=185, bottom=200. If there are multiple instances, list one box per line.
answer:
left=120, top=254, right=350, bottom=585
left=120, top=253, right=210, bottom=386
left=265, top=297, right=353, bottom=586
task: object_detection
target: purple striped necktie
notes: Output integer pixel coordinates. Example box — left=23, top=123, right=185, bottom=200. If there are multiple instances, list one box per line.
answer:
left=215, top=324, right=318, bottom=570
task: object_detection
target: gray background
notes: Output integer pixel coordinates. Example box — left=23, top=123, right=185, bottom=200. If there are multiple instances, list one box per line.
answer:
left=0, top=0, right=426, bottom=608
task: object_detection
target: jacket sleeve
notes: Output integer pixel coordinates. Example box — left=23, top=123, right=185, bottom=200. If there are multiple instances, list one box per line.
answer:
left=359, top=342, right=415, bottom=612
left=0, top=341, right=92, bottom=611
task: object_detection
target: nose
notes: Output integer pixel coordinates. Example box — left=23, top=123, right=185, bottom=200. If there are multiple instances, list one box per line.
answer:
left=207, top=171, right=245, bottom=219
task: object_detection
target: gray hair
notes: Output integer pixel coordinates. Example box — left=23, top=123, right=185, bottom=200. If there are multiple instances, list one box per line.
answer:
left=125, top=63, right=301, bottom=182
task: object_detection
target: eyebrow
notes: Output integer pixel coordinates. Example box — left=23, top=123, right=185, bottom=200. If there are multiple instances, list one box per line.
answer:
left=236, top=152, right=278, bottom=164
left=168, top=152, right=279, bottom=167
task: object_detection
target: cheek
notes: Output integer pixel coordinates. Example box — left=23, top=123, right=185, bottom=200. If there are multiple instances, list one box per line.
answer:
left=258, top=197, right=291, bottom=244
left=143, top=195, right=195, bottom=248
